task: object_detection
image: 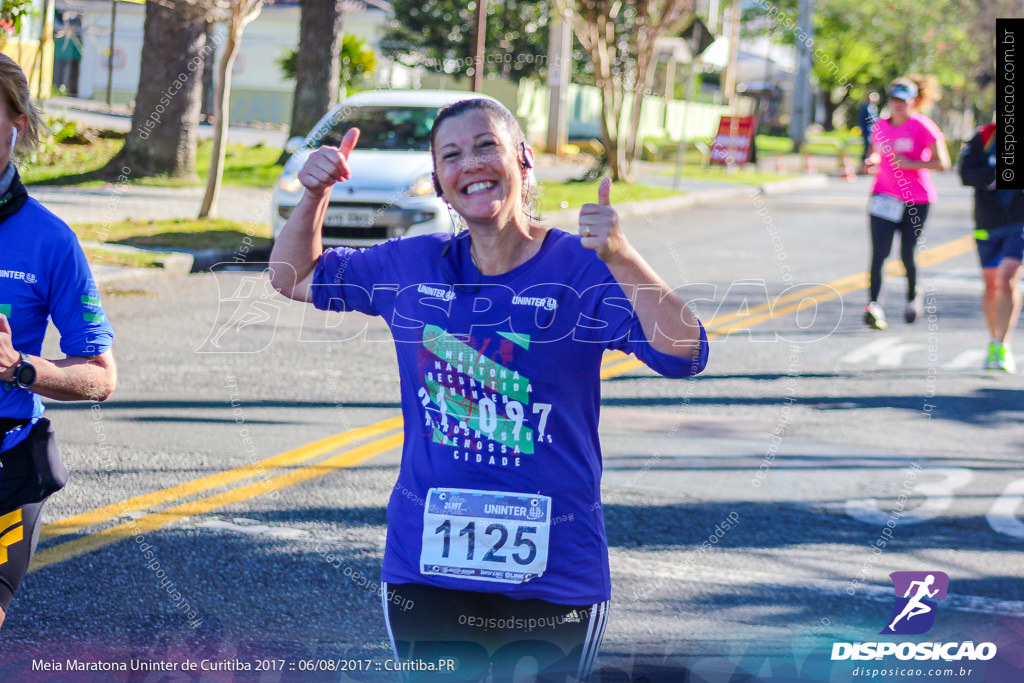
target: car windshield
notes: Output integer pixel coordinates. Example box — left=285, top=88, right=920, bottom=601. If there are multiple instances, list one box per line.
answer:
left=309, top=105, right=439, bottom=152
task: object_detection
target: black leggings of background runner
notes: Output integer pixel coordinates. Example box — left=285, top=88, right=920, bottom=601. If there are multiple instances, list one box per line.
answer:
left=869, top=203, right=930, bottom=302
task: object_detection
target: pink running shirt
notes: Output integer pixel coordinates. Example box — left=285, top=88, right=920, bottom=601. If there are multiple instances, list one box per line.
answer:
left=871, top=113, right=944, bottom=204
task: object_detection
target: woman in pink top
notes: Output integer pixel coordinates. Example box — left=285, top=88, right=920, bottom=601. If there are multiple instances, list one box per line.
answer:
left=861, top=76, right=950, bottom=329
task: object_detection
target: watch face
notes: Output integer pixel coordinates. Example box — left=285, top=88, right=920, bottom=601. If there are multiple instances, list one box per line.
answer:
left=15, top=362, right=35, bottom=388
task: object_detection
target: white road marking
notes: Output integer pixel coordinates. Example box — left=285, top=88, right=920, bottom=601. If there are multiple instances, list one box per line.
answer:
left=987, top=478, right=1024, bottom=540
left=840, top=337, right=926, bottom=366
left=845, top=468, right=974, bottom=525
left=196, top=518, right=309, bottom=539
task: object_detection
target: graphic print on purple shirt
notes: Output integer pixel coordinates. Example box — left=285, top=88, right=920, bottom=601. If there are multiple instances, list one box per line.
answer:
left=419, top=323, right=546, bottom=464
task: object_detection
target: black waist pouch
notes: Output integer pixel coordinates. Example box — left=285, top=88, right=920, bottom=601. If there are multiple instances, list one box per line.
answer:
left=0, top=418, right=67, bottom=515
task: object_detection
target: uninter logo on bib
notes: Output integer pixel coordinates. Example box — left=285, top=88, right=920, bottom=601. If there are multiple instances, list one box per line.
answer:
left=881, top=571, right=948, bottom=635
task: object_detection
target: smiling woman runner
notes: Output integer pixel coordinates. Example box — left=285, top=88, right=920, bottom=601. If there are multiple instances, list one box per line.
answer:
left=270, top=97, right=708, bottom=682
left=0, top=53, right=116, bottom=628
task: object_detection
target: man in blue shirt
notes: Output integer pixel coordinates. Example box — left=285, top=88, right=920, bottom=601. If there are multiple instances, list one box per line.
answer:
left=0, top=53, right=116, bottom=628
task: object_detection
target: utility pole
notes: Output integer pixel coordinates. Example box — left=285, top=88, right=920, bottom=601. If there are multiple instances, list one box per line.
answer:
left=722, top=0, right=740, bottom=108
left=546, top=6, right=571, bottom=154
left=470, top=0, right=487, bottom=92
left=789, top=0, right=814, bottom=152
left=106, top=0, right=117, bottom=105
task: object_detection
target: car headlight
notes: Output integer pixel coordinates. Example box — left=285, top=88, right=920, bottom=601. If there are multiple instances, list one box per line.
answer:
left=405, top=174, right=436, bottom=197
left=277, top=173, right=303, bottom=194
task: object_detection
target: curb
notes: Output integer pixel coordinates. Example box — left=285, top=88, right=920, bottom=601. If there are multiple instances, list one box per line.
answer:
left=83, top=241, right=195, bottom=285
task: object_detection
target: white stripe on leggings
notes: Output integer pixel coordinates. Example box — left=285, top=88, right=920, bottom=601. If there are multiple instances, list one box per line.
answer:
left=381, top=581, right=400, bottom=662
left=576, top=601, right=609, bottom=681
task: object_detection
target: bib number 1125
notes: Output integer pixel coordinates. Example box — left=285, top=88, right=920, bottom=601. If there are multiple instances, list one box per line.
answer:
left=434, top=519, right=539, bottom=565
left=420, top=488, right=551, bottom=584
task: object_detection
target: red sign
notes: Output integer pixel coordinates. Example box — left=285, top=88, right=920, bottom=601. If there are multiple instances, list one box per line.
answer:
left=710, top=116, right=757, bottom=165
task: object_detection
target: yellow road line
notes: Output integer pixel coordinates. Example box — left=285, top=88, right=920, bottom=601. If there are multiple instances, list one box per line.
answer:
left=598, top=235, right=976, bottom=381
left=31, top=433, right=405, bottom=572
left=40, top=415, right=404, bottom=541
left=34, top=234, right=977, bottom=568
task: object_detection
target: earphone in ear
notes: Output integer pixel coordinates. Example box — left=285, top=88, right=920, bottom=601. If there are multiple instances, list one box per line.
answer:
left=520, top=141, right=534, bottom=169
left=432, top=171, right=443, bottom=197
left=9, top=127, right=16, bottom=151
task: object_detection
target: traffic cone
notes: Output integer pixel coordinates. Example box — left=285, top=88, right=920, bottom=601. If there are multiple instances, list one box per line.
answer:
left=803, top=154, right=817, bottom=175
left=840, top=152, right=856, bottom=181
left=774, top=155, right=785, bottom=174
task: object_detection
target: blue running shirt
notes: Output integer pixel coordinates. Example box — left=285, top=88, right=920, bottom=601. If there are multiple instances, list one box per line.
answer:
left=312, top=229, right=708, bottom=604
left=0, top=198, right=114, bottom=424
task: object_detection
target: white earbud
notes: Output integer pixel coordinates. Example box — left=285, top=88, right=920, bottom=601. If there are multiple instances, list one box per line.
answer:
left=9, top=127, right=16, bottom=151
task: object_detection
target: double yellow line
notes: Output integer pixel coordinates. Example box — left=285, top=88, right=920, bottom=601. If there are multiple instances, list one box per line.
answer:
left=33, top=235, right=975, bottom=572
left=33, top=418, right=404, bottom=571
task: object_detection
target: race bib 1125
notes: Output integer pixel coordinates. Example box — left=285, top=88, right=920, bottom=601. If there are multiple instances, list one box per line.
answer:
left=420, top=488, right=551, bottom=584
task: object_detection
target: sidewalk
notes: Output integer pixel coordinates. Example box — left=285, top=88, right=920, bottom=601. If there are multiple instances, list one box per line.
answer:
left=29, top=184, right=273, bottom=225
left=42, top=95, right=289, bottom=148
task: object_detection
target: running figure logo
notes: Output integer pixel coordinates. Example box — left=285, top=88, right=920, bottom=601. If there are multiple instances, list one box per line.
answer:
left=881, top=571, right=949, bottom=635
left=197, top=271, right=283, bottom=354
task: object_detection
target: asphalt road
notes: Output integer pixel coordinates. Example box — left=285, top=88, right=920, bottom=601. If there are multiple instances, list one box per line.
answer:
left=1, top=173, right=1022, bottom=682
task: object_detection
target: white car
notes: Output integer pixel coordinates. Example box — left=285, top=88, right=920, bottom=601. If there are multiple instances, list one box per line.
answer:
left=272, top=89, right=495, bottom=248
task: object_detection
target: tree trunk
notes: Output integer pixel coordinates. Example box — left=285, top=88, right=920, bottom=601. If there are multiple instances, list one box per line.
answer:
left=199, top=23, right=240, bottom=218
left=624, top=24, right=660, bottom=181
left=103, top=0, right=212, bottom=179
left=561, top=0, right=693, bottom=183
left=822, top=96, right=838, bottom=132
left=822, top=88, right=851, bottom=132
left=200, top=1, right=264, bottom=219
left=593, top=12, right=627, bottom=182
left=285, top=0, right=342, bottom=141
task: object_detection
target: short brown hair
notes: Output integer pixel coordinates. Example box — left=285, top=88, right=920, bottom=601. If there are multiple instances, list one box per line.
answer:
left=0, top=53, right=43, bottom=158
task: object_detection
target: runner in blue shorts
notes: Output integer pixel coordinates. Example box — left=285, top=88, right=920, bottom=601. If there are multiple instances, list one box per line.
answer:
left=270, top=97, right=709, bottom=681
left=959, top=120, right=1024, bottom=372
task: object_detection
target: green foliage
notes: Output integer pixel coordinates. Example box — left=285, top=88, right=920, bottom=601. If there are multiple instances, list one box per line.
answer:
left=0, top=0, right=34, bottom=33
left=537, top=180, right=677, bottom=214
left=381, top=0, right=552, bottom=81
left=744, top=0, right=984, bottom=116
left=277, top=35, right=377, bottom=91
left=74, top=218, right=271, bottom=251
left=26, top=114, right=79, bottom=166
left=23, top=132, right=282, bottom=189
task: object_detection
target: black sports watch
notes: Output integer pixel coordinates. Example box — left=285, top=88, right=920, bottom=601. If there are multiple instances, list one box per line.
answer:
left=7, top=352, right=35, bottom=389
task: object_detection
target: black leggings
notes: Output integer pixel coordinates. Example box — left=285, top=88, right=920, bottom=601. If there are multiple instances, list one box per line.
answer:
left=382, top=582, right=609, bottom=683
left=869, top=203, right=930, bottom=302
